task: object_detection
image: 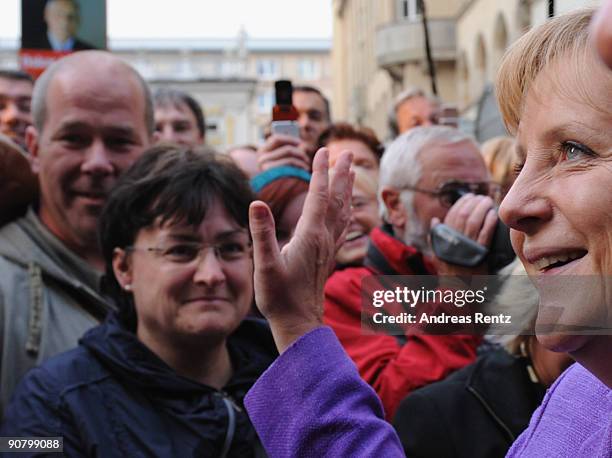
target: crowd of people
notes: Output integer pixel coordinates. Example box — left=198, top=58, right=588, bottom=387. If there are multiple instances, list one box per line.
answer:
left=0, top=3, right=610, bottom=457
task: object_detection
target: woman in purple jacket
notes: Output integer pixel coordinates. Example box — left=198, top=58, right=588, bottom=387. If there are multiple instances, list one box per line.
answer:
left=244, top=5, right=612, bottom=458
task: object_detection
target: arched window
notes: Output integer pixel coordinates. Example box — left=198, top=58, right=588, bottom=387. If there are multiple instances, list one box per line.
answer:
left=516, top=0, right=531, bottom=33
left=493, top=13, right=509, bottom=65
left=475, top=34, right=487, bottom=91
left=458, top=51, right=470, bottom=107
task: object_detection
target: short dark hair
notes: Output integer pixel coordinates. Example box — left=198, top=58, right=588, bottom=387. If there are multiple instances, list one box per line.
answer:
left=99, top=144, right=254, bottom=326
left=154, top=88, right=206, bottom=139
left=0, top=69, right=34, bottom=84
left=318, top=122, right=383, bottom=161
left=293, top=85, right=331, bottom=121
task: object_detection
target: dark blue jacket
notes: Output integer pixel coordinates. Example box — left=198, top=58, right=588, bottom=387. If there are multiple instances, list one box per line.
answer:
left=1, top=313, right=277, bottom=457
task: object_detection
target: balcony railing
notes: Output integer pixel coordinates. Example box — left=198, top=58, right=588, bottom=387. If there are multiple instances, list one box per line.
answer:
left=376, top=18, right=456, bottom=69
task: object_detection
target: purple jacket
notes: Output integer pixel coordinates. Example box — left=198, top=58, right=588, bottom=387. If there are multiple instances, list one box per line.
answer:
left=507, top=363, right=611, bottom=457
left=244, top=326, right=404, bottom=457
left=245, top=327, right=611, bottom=458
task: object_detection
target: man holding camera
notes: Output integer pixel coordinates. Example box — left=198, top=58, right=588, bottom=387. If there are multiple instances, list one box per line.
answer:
left=324, top=126, right=498, bottom=419
left=257, top=85, right=331, bottom=171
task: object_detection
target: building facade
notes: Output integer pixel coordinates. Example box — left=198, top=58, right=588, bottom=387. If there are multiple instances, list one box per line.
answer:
left=0, top=32, right=332, bottom=151
left=333, top=0, right=461, bottom=140
left=332, top=0, right=601, bottom=141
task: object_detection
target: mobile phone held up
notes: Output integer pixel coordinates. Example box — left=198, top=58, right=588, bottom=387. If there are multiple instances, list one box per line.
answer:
left=271, top=80, right=300, bottom=138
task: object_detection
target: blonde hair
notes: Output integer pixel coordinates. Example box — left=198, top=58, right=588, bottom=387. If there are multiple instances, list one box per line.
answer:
left=481, top=136, right=516, bottom=192
left=496, top=8, right=595, bottom=134
left=352, top=167, right=378, bottom=199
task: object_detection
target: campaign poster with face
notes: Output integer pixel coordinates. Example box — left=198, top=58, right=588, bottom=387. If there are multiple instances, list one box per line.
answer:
left=20, top=0, right=106, bottom=77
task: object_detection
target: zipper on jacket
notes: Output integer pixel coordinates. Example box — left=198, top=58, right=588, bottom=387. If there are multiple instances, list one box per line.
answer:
left=25, top=262, right=43, bottom=356
left=218, top=392, right=238, bottom=458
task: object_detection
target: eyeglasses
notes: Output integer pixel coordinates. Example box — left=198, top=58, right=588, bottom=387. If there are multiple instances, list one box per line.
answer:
left=127, top=239, right=252, bottom=264
left=400, top=180, right=499, bottom=208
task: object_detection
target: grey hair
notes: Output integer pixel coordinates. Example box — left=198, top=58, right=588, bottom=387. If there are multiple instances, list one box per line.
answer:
left=388, top=87, right=440, bottom=138
left=379, top=125, right=478, bottom=219
left=379, top=126, right=477, bottom=253
left=31, top=54, right=155, bottom=136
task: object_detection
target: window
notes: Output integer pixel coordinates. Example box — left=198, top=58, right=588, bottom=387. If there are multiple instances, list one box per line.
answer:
left=257, top=90, right=274, bottom=113
left=220, top=60, right=244, bottom=76
left=399, top=0, right=422, bottom=21
left=298, top=59, right=319, bottom=80
left=256, top=60, right=278, bottom=79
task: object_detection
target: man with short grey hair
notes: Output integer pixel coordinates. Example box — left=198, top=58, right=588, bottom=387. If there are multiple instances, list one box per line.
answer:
left=378, top=126, right=496, bottom=255
left=388, top=87, right=440, bottom=138
left=0, top=51, right=153, bottom=412
left=324, top=125, right=497, bottom=419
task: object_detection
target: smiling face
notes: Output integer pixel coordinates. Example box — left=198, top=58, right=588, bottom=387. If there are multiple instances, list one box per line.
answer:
left=499, top=55, right=612, bottom=353
left=27, top=61, right=150, bottom=253
left=336, top=179, right=380, bottom=266
left=115, top=197, right=253, bottom=348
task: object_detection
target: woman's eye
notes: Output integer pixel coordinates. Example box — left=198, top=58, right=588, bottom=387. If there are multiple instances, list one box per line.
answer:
left=165, top=245, right=198, bottom=261
left=219, top=243, right=243, bottom=254
left=561, top=141, right=595, bottom=162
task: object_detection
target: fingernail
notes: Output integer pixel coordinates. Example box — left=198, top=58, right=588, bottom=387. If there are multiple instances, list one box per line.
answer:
left=250, top=204, right=267, bottom=219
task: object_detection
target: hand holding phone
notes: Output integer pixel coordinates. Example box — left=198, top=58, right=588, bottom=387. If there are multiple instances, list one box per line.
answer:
left=257, top=80, right=310, bottom=171
left=271, top=80, right=300, bottom=138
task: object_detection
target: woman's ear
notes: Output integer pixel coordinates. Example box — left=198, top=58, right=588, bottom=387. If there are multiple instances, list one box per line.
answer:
left=112, top=247, right=133, bottom=292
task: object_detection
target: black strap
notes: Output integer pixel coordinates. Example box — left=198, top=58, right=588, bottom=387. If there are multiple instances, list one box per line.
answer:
left=364, top=225, right=430, bottom=276
left=364, top=241, right=396, bottom=275
left=363, top=241, right=407, bottom=346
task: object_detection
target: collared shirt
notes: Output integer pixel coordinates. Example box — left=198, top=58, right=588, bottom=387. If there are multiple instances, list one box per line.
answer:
left=47, top=32, right=75, bottom=51
left=23, top=208, right=104, bottom=294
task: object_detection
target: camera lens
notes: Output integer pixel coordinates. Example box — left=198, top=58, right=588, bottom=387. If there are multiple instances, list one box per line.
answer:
left=445, top=188, right=469, bottom=207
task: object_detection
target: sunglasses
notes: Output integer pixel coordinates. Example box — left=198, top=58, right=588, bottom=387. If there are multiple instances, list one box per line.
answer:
left=400, top=180, right=498, bottom=208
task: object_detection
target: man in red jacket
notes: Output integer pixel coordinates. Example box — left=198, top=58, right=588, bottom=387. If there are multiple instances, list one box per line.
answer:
left=324, top=125, right=498, bottom=419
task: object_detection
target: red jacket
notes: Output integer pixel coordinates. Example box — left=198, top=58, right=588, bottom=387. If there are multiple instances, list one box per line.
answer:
left=324, top=226, right=481, bottom=419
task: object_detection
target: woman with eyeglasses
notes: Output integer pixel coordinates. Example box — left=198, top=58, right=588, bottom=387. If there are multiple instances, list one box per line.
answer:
left=1, top=145, right=277, bottom=457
